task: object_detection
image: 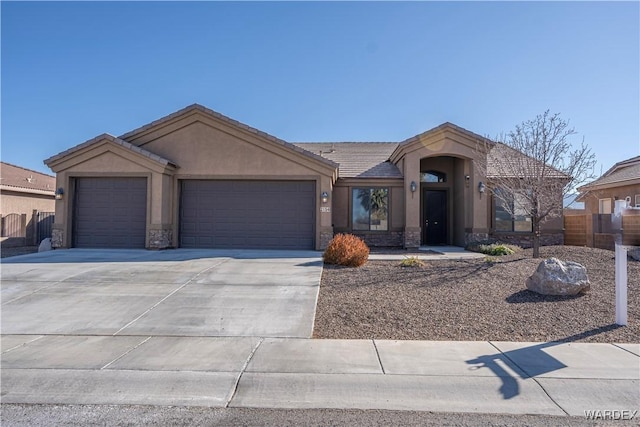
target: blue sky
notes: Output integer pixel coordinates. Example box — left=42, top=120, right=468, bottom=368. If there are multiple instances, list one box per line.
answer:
left=2, top=1, right=639, bottom=178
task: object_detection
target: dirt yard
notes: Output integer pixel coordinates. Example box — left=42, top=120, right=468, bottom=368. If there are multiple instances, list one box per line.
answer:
left=314, top=246, right=640, bottom=343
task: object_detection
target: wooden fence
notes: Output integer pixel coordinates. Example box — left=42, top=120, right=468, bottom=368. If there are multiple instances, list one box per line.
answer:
left=564, top=211, right=640, bottom=250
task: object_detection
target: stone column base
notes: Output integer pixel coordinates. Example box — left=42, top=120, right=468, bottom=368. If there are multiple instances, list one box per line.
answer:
left=51, top=228, right=64, bottom=249
left=404, top=228, right=421, bottom=249
left=319, top=230, right=334, bottom=250
left=148, top=228, right=173, bottom=249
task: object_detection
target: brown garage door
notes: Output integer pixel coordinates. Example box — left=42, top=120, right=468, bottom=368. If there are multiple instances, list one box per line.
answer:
left=73, top=177, right=147, bottom=248
left=180, top=180, right=315, bottom=249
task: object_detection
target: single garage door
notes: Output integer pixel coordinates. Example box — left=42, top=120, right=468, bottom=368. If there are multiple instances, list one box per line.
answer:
left=73, top=177, right=147, bottom=248
left=180, top=180, right=315, bottom=249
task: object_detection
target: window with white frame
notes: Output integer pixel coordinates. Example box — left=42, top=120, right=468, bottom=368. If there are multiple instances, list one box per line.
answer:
left=635, top=194, right=640, bottom=208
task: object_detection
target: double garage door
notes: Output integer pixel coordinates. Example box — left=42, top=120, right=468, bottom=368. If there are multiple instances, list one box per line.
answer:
left=180, top=180, right=316, bottom=249
left=73, top=178, right=315, bottom=250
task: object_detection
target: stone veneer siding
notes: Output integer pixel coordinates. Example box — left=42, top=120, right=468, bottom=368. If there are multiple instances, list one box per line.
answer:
left=51, top=228, right=64, bottom=248
left=148, top=229, right=173, bottom=249
left=351, top=231, right=404, bottom=248
left=319, top=231, right=334, bottom=250
left=403, top=228, right=421, bottom=249
left=465, top=232, right=490, bottom=246
left=489, top=232, right=564, bottom=249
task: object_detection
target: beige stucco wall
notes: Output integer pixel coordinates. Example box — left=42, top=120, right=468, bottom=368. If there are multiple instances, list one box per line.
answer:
left=582, top=183, right=640, bottom=215
left=1, top=191, right=55, bottom=216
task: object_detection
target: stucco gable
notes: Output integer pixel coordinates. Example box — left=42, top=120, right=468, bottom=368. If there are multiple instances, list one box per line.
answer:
left=126, top=120, right=337, bottom=179
left=44, top=134, right=178, bottom=174
left=118, top=104, right=338, bottom=173
left=390, top=122, right=495, bottom=163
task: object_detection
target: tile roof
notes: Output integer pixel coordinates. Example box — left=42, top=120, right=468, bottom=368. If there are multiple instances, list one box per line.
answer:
left=1, top=162, right=56, bottom=194
left=486, top=143, right=569, bottom=179
left=580, top=155, right=640, bottom=189
left=44, top=134, right=178, bottom=168
left=293, top=142, right=402, bottom=178
left=119, top=104, right=338, bottom=170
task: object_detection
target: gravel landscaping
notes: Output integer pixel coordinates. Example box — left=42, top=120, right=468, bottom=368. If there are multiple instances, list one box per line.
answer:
left=314, top=246, right=640, bottom=343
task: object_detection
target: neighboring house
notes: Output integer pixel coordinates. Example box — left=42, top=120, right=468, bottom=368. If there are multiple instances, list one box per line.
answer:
left=44, top=104, right=564, bottom=250
left=1, top=162, right=56, bottom=245
left=577, top=156, right=640, bottom=215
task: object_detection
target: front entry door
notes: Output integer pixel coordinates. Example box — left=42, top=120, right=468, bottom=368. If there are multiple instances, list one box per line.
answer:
left=423, top=190, right=447, bottom=245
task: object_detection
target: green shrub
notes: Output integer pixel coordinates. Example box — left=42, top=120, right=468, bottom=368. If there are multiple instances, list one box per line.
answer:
left=474, top=243, right=521, bottom=256
left=399, top=256, right=425, bottom=267
left=323, top=234, right=370, bottom=267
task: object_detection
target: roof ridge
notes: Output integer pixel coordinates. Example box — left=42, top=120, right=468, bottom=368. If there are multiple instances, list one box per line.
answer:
left=117, top=104, right=338, bottom=169
left=399, top=122, right=495, bottom=146
left=294, top=141, right=399, bottom=144
left=1, top=161, right=55, bottom=178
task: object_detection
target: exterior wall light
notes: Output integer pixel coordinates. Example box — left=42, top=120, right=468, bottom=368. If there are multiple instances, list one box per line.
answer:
left=465, top=175, right=470, bottom=181
left=478, top=182, right=486, bottom=197
left=321, top=191, right=329, bottom=204
left=55, top=188, right=64, bottom=200
left=410, top=181, right=417, bottom=193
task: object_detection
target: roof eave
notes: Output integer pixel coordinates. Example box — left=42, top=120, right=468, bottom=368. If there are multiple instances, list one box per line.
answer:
left=0, top=184, right=55, bottom=196
left=44, top=134, right=178, bottom=172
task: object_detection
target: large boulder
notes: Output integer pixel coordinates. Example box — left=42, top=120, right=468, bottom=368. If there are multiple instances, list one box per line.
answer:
left=38, top=238, right=52, bottom=253
left=526, top=258, right=590, bottom=296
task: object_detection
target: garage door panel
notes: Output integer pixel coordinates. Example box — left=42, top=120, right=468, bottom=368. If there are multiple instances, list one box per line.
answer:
left=73, top=177, right=147, bottom=249
left=180, top=180, right=315, bottom=250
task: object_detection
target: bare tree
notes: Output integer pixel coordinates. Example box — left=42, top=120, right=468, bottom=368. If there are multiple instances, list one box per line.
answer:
left=477, top=111, right=596, bottom=258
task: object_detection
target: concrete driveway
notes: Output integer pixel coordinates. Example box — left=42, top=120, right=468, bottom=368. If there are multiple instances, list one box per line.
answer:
left=1, top=249, right=323, bottom=338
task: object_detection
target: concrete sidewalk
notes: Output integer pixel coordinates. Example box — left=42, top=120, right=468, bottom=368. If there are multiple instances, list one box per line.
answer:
left=369, top=246, right=486, bottom=260
left=2, top=335, right=638, bottom=418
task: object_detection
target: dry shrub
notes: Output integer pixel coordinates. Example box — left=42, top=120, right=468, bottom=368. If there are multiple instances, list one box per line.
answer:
left=323, top=234, right=370, bottom=267
left=400, top=256, right=425, bottom=267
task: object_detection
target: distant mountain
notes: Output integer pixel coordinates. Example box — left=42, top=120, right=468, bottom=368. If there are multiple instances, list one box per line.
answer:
left=564, top=194, right=584, bottom=209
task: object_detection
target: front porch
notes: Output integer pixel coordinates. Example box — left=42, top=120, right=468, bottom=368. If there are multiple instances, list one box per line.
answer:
left=402, top=155, right=489, bottom=248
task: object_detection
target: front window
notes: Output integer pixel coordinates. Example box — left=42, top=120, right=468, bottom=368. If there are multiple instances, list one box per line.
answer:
left=494, top=188, right=532, bottom=232
left=352, top=188, right=388, bottom=231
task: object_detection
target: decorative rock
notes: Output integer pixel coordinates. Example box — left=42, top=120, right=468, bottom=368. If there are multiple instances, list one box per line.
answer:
left=38, top=238, right=52, bottom=252
left=526, top=258, right=590, bottom=296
